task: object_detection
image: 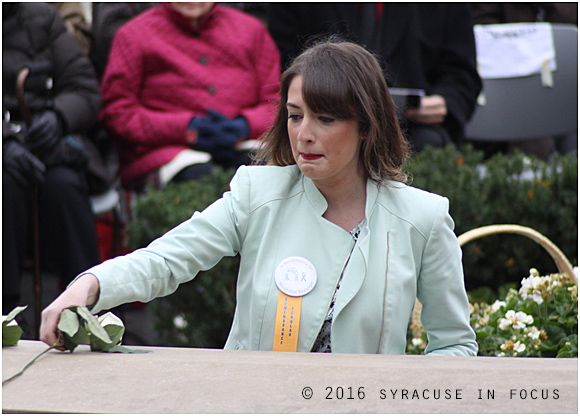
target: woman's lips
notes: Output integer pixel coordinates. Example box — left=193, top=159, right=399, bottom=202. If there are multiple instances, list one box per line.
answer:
left=300, top=153, right=323, bottom=161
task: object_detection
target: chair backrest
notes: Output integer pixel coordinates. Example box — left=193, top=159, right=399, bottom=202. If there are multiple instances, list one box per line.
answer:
left=465, top=23, right=578, bottom=142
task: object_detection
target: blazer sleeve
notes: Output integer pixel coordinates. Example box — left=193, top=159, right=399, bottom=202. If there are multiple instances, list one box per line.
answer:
left=417, top=197, right=478, bottom=356
left=85, top=166, right=251, bottom=313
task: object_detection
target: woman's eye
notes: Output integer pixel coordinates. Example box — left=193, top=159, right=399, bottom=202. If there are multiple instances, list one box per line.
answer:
left=288, top=114, right=301, bottom=121
left=318, top=116, right=335, bottom=123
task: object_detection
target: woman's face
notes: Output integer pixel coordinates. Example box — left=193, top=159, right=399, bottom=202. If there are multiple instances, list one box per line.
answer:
left=171, top=3, right=215, bottom=25
left=286, top=76, right=363, bottom=187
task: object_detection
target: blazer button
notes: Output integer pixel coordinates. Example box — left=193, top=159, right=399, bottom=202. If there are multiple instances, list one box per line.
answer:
left=200, top=56, right=208, bottom=65
left=208, top=85, right=216, bottom=94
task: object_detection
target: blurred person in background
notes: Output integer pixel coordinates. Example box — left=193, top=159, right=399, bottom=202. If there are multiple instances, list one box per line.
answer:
left=99, top=2, right=280, bottom=191
left=267, top=3, right=481, bottom=152
left=3, top=2, right=101, bottom=323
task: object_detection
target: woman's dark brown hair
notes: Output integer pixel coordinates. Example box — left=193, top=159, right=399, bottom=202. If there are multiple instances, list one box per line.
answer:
left=255, top=38, right=409, bottom=184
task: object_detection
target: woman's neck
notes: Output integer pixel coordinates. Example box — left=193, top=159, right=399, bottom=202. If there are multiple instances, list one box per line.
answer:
left=315, top=174, right=367, bottom=232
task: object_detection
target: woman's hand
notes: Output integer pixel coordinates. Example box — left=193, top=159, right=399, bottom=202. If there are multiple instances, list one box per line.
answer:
left=406, top=94, right=447, bottom=125
left=40, top=274, right=100, bottom=347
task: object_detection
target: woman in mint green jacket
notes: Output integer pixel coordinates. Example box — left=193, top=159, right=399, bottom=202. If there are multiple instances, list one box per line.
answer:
left=41, top=39, right=477, bottom=356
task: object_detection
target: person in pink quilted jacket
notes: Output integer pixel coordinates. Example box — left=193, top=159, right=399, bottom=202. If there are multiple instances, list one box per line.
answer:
left=99, top=3, right=280, bottom=190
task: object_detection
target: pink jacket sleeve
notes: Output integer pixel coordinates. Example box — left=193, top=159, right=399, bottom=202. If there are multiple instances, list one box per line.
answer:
left=239, top=27, right=281, bottom=140
left=98, top=28, right=192, bottom=146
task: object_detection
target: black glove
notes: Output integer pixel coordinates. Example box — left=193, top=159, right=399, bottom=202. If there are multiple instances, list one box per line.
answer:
left=186, top=110, right=250, bottom=161
left=3, top=140, right=46, bottom=187
left=26, top=110, right=63, bottom=155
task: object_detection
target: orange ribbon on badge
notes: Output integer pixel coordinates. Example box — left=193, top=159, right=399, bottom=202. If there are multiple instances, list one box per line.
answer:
left=273, top=291, right=303, bottom=352
left=272, top=256, right=317, bottom=352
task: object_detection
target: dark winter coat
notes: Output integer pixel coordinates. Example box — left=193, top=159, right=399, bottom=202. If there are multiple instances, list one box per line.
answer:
left=2, top=2, right=100, bottom=134
left=267, top=3, right=482, bottom=145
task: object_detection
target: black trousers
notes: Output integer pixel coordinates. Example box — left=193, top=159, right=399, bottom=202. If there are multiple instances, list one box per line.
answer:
left=405, top=124, right=452, bottom=152
left=3, top=165, right=100, bottom=314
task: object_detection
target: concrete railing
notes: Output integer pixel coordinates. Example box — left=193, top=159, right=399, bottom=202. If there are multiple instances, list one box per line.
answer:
left=2, top=341, right=577, bottom=413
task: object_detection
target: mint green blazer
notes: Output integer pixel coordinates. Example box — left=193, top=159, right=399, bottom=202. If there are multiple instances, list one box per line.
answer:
left=88, top=165, right=477, bottom=355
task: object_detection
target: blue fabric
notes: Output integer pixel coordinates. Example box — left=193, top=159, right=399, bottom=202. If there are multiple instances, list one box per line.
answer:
left=187, top=109, right=250, bottom=161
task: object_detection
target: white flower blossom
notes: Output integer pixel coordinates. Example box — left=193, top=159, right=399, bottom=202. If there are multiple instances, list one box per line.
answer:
left=526, top=326, right=541, bottom=340
left=513, top=341, right=525, bottom=354
left=500, top=340, right=525, bottom=355
left=411, top=338, right=424, bottom=347
left=519, top=275, right=546, bottom=304
left=499, top=310, right=533, bottom=330
left=491, top=300, right=506, bottom=313
left=477, top=315, right=489, bottom=328
left=173, top=314, right=188, bottom=329
left=569, top=285, right=578, bottom=301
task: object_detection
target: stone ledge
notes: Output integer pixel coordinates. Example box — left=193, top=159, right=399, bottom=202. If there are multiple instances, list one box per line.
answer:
left=2, top=341, right=577, bottom=413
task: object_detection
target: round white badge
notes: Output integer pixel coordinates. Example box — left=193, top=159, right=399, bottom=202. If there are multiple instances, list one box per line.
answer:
left=274, top=256, right=317, bottom=297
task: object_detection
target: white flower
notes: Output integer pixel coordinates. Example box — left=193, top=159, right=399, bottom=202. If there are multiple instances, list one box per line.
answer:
left=477, top=315, right=489, bottom=328
left=569, top=285, right=578, bottom=301
left=513, top=341, right=525, bottom=354
left=519, top=275, right=546, bottom=304
left=411, top=338, right=425, bottom=347
left=500, top=340, right=525, bottom=355
left=526, top=326, right=541, bottom=340
left=529, top=268, right=540, bottom=277
left=499, top=310, right=534, bottom=330
left=499, top=319, right=511, bottom=331
left=491, top=300, right=506, bottom=313
left=173, top=314, right=188, bottom=329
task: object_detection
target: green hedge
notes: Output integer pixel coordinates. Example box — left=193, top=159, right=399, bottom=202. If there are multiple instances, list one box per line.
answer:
left=408, top=146, right=577, bottom=293
left=126, top=146, right=577, bottom=348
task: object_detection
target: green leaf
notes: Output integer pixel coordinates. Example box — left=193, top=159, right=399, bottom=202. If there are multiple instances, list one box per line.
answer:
left=475, top=329, right=490, bottom=341
left=76, top=306, right=112, bottom=345
left=2, top=324, right=23, bottom=347
left=57, top=308, right=82, bottom=352
left=58, top=308, right=80, bottom=338
left=105, top=344, right=151, bottom=354
left=557, top=335, right=578, bottom=358
left=2, top=306, right=28, bottom=347
left=557, top=315, right=578, bottom=327
left=72, top=325, right=91, bottom=345
left=4, top=306, right=28, bottom=323
left=543, top=324, right=567, bottom=345
left=99, top=312, right=125, bottom=345
left=91, top=312, right=125, bottom=351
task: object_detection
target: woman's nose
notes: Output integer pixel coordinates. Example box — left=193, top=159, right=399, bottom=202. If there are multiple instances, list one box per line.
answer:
left=297, top=117, right=314, bottom=142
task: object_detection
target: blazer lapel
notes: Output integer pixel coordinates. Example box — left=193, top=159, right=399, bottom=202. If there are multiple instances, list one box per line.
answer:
left=332, top=180, right=381, bottom=318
